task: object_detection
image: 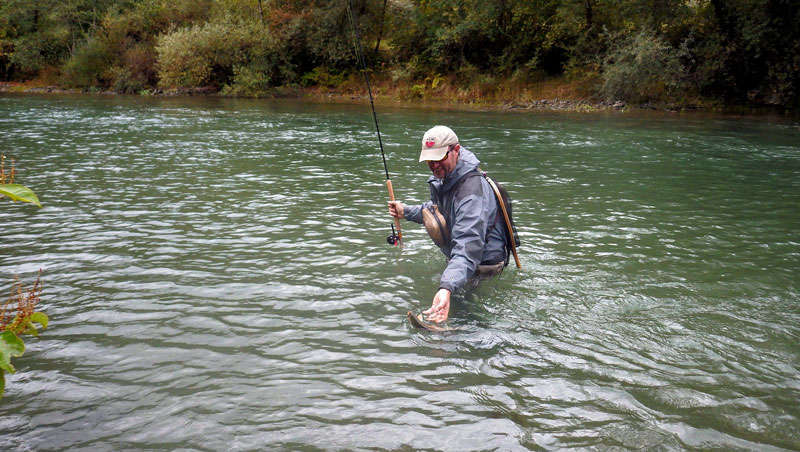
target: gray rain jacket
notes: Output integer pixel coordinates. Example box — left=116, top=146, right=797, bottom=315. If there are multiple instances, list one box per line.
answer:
left=404, top=148, right=507, bottom=293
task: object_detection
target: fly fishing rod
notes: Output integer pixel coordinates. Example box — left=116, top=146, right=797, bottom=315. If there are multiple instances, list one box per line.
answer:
left=346, top=0, right=402, bottom=248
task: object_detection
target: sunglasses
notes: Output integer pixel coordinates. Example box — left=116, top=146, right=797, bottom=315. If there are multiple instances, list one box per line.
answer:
left=428, top=145, right=458, bottom=166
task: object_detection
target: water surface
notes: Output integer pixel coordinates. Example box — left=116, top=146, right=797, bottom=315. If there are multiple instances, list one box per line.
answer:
left=1, top=94, right=799, bottom=450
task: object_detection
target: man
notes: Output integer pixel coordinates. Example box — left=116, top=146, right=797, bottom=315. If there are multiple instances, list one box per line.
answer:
left=388, top=125, right=509, bottom=323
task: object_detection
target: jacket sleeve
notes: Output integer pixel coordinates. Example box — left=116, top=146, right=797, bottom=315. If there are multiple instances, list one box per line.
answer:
left=403, top=200, right=433, bottom=225
left=439, top=185, right=491, bottom=292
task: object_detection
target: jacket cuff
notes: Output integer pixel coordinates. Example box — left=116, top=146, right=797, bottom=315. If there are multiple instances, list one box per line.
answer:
left=439, top=282, right=456, bottom=293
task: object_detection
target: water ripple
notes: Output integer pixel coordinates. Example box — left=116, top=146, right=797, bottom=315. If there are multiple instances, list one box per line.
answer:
left=1, top=95, right=798, bottom=450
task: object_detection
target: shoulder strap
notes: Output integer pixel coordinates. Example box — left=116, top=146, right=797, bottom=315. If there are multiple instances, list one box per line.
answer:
left=481, top=171, right=521, bottom=269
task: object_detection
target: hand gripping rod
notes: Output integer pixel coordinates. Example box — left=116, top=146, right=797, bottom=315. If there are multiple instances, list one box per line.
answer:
left=346, top=0, right=402, bottom=247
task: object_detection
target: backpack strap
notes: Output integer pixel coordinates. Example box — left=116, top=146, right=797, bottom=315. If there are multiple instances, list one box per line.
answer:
left=481, top=171, right=521, bottom=269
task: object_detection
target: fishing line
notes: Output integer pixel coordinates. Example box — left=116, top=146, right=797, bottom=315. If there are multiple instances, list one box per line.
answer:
left=346, top=0, right=402, bottom=247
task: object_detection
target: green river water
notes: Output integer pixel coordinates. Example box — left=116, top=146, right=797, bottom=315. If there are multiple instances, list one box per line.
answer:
left=1, top=94, right=799, bottom=450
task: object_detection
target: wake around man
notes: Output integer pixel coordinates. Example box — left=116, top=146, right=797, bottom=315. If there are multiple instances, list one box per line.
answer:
left=388, top=125, right=511, bottom=323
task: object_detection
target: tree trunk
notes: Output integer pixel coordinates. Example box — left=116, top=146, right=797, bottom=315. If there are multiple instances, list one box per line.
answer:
left=584, top=0, right=594, bottom=30
left=257, top=0, right=265, bottom=26
left=373, top=0, right=388, bottom=56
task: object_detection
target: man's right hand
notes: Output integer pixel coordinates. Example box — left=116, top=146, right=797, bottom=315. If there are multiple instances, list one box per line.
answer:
left=388, top=201, right=405, bottom=219
left=423, top=288, right=451, bottom=323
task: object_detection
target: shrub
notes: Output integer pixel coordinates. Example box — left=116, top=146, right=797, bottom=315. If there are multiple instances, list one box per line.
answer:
left=60, top=37, right=113, bottom=88
left=155, top=24, right=217, bottom=88
left=105, top=66, right=145, bottom=94
left=599, top=30, right=687, bottom=103
left=221, top=65, right=271, bottom=97
left=57, top=0, right=212, bottom=90
left=121, top=43, right=157, bottom=90
left=8, top=30, right=71, bottom=77
left=155, top=18, right=265, bottom=89
left=1, top=273, right=48, bottom=398
left=300, top=66, right=345, bottom=88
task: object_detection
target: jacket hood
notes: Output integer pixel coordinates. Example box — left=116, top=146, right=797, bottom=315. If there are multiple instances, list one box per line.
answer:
left=428, top=147, right=481, bottom=193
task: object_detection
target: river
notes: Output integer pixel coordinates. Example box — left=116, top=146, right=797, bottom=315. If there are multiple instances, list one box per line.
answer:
left=1, top=94, right=798, bottom=450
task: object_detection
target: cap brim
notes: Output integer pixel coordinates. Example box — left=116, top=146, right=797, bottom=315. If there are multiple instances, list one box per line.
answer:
left=419, top=146, right=448, bottom=162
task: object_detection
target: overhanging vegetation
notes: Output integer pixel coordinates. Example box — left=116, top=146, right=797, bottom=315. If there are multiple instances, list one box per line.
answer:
left=0, top=0, right=797, bottom=109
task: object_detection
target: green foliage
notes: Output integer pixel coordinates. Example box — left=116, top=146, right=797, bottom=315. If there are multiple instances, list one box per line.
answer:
left=0, top=184, right=42, bottom=207
left=406, top=73, right=446, bottom=99
left=221, top=65, right=272, bottom=97
left=211, top=0, right=267, bottom=24
left=0, top=315, right=48, bottom=398
left=7, top=32, right=70, bottom=76
left=303, top=2, right=359, bottom=68
left=410, top=82, right=425, bottom=99
left=0, top=273, right=47, bottom=399
left=0, top=0, right=121, bottom=79
left=300, top=66, right=345, bottom=88
left=4, top=312, right=48, bottom=338
left=1, top=154, right=40, bottom=207
left=155, top=17, right=268, bottom=89
left=59, top=0, right=212, bottom=90
left=107, top=66, right=144, bottom=94
left=107, top=41, right=158, bottom=93
left=61, top=37, right=113, bottom=87
left=683, top=0, right=800, bottom=106
left=0, top=332, right=25, bottom=377
left=155, top=23, right=220, bottom=88
left=599, top=30, right=686, bottom=103
left=0, top=0, right=796, bottom=108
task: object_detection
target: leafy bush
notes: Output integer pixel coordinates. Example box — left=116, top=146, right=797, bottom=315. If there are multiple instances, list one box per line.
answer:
left=156, top=18, right=268, bottom=89
left=0, top=0, right=796, bottom=109
left=221, top=64, right=271, bottom=97
left=300, top=66, right=345, bottom=88
left=599, top=30, right=687, bottom=103
left=105, top=66, right=143, bottom=94
left=155, top=24, right=216, bottom=88
left=60, top=37, right=113, bottom=88
left=8, top=31, right=71, bottom=77
left=0, top=273, right=47, bottom=398
left=58, top=0, right=212, bottom=90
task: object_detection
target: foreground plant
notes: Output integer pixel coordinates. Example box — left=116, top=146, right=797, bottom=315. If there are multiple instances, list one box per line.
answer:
left=0, top=272, right=48, bottom=398
left=1, top=154, right=41, bottom=207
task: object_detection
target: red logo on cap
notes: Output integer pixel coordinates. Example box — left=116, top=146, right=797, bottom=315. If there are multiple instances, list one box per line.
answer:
left=425, top=139, right=435, bottom=148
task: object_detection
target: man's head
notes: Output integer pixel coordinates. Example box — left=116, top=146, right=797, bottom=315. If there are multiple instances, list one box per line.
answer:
left=419, top=125, right=460, bottom=179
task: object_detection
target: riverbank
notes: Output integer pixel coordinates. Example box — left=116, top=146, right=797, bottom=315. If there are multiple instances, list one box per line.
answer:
left=1, top=79, right=789, bottom=117
left=0, top=79, right=676, bottom=115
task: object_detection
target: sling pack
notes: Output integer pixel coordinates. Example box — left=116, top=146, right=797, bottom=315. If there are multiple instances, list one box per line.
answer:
left=424, top=169, right=521, bottom=268
left=480, top=171, right=521, bottom=268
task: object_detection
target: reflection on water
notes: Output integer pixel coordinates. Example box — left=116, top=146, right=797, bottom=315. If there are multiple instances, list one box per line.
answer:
left=1, top=94, right=799, bottom=450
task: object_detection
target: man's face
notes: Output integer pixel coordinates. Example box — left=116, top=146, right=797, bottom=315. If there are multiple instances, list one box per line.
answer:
left=427, top=145, right=459, bottom=179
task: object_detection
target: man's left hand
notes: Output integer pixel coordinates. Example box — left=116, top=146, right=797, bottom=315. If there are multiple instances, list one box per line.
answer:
left=423, top=288, right=451, bottom=323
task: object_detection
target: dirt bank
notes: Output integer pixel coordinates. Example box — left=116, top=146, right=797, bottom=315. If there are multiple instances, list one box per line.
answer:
left=0, top=81, right=680, bottom=114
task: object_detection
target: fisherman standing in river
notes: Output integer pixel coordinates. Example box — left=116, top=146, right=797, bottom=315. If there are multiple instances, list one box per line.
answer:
left=388, top=125, right=516, bottom=323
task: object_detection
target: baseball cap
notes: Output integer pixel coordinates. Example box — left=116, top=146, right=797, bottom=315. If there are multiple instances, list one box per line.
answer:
left=419, top=125, right=458, bottom=162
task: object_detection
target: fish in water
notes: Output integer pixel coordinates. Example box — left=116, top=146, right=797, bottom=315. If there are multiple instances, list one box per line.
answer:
left=406, top=311, right=455, bottom=333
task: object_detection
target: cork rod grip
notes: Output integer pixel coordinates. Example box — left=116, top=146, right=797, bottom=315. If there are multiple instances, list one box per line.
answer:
left=386, top=179, right=403, bottom=247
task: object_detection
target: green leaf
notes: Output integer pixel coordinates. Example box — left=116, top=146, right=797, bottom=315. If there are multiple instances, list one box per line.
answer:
left=0, top=331, right=25, bottom=374
left=6, top=315, right=28, bottom=335
left=0, top=370, right=5, bottom=398
left=29, top=312, right=48, bottom=330
left=0, top=183, right=42, bottom=207
left=22, top=322, right=38, bottom=337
